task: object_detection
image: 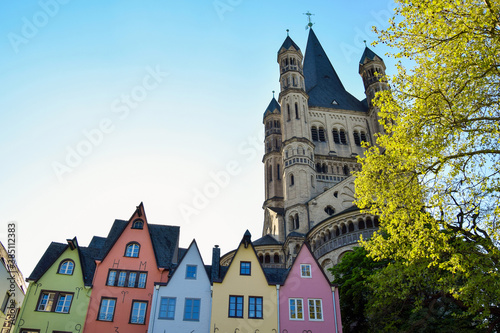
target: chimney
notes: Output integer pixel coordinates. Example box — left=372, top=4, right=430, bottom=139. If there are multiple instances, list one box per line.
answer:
left=211, top=245, right=220, bottom=283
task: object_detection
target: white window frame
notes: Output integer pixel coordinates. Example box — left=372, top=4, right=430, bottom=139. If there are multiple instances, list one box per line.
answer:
left=289, top=298, right=304, bottom=320
left=300, top=264, right=312, bottom=278
left=308, top=298, right=324, bottom=321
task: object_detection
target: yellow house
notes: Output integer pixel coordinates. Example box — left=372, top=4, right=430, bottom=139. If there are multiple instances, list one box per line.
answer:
left=210, top=231, right=285, bottom=333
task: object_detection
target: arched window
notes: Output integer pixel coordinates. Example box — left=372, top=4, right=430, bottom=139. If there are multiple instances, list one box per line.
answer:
left=322, top=164, right=327, bottom=173
left=341, top=224, right=347, bottom=234
left=277, top=164, right=281, bottom=180
left=289, top=215, right=295, bottom=230
left=132, top=219, right=143, bottom=229
left=374, top=217, right=380, bottom=227
left=294, top=244, right=300, bottom=254
left=326, top=230, right=331, bottom=240
left=318, top=127, right=326, bottom=142
left=287, top=105, right=291, bottom=121
left=332, top=129, right=340, bottom=144
left=316, top=163, right=322, bottom=172
left=58, top=260, right=74, bottom=275
left=366, top=217, right=373, bottom=228
left=343, top=165, right=350, bottom=176
left=348, top=222, right=355, bottom=232
left=265, top=254, right=271, bottom=264
left=295, top=103, right=299, bottom=119
left=273, top=253, right=280, bottom=263
left=339, top=129, right=347, bottom=144
left=360, top=131, right=368, bottom=144
left=258, top=254, right=263, bottom=263
left=353, top=131, right=361, bottom=146
left=294, top=214, right=300, bottom=229
left=125, top=243, right=140, bottom=258
left=268, top=165, right=272, bottom=182
left=335, top=227, right=340, bottom=237
left=358, top=219, right=366, bottom=230
left=324, top=206, right=335, bottom=215
left=311, top=126, right=318, bottom=141
left=290, top=174, right=294, bottom=186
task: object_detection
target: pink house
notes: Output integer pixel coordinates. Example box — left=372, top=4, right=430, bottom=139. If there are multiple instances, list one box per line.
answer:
left=83, top=203, right=180, bottom=332
left=279, top=244, right=342, bottom=333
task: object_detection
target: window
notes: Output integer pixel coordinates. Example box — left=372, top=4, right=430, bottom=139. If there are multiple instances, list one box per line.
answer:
left=159, top=297, right=176, bottom=320
left=240, top=262, right=251, bottom=275
left=289, top=298, right=304, bottom=320
left=339, top=129, right=347, bottom=144
left=294, top=214, right=300, bottom=229
left=130, top=301, right=147, bottom=324
left=295, top=103, right=299, bottom=119
left=290, top=174, right=294, bottom=186
left=132, top=219, right=144, bottom=229
left=58, top=260, right=74, bottom=275
left=37, top=291, right=73, bottom=313
left=308, top=299, right=323, bottom=320
left=98, top=298, right=116, bottom=321
left=287, top=105, right=291, bottom=121
left=318, top=127, right=326, bottom=142
left=1, top=292, right=10, bottom=313
left=186, top=265, right=197, bottom=279
left=332, top=129, right=340, bottom=144
left=248, top=297, right=263, bottom=319
left=183, top=298, right=200, bottom=321
left=125, top=243, right=140, bottom=257
left=107, top=269, right=147, bottom=288
left=117, top=272, right=127, bottom=287
left=21, top=330, right=40, bottom=333
left=128, top=272, right=137, bottom=287
left=277, top=164, right=280, bottom=180
left=311, top=126, right=318, bottom=141
left=360, top=131, right=368, bottom=143
left=353, top=131, right=361, bottom=146
left=300, top=264, right=311, bottom=278
left=324, top=206, right=335, bottom=215
left=228, top=296, right=244, bottom=318
left=138, top=272, right=147, bottom=288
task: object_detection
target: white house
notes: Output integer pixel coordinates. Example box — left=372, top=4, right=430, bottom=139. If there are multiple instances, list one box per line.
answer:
left=148, top=240, right=212, bottom=333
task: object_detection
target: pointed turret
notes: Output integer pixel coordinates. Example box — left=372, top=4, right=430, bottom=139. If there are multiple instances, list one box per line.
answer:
left=303, top=29, right=367, bottom=111
left=278, top=36, right=301, bottom=54
left=359, top=46, right=389, bottom=108
left=263, top=97, right=281, bottom=120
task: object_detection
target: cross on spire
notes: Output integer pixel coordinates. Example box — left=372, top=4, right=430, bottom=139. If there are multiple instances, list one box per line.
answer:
left=303, top=11, right=314, bottom=29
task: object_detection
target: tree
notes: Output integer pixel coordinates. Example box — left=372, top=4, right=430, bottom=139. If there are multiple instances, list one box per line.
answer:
left=355, top=0, right=500, bottom=330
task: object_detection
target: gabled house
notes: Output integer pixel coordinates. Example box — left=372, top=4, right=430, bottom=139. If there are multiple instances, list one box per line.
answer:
left=14, top=237, right=96, bottom=333
left=0, top=242, right=26, bottom=333
left=148, top=240, right=211, bottom=332
left=210, top=231, right=287, bottom=333
left=83, top=203, right=179, bottom=332
left=279, top=243, right=342, bottom=333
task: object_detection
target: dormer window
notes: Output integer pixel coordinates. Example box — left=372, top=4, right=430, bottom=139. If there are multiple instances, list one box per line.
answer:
left=125, top=243, right=140, bottom=258
left=132, top=219, right=144, bottom=229
left=58, top=260, right=75, bottom=275
left=300, top=264, right=311, bottom=278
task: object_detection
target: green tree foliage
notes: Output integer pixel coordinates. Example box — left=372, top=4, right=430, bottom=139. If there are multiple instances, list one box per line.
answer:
left=355, top=0, right=500, bottom=330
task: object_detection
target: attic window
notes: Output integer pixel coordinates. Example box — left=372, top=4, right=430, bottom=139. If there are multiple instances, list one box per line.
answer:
left=331, top=99, right=338, bottom=105
left=132, top=219, right=144, bottom=229
left=58, top=260, right=75, bottom=275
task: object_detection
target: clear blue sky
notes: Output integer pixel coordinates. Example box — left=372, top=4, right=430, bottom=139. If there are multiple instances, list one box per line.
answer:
left=0, top=0, right=397, bottom=276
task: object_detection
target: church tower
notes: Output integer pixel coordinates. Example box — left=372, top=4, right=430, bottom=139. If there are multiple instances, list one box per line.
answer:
left=277, top=34, right=315, bottom=239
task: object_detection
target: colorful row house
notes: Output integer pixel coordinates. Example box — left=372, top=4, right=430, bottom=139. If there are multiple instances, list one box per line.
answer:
left=16, top=206, right=342, bottom=333
left=208, top=230, right=342, bottom=333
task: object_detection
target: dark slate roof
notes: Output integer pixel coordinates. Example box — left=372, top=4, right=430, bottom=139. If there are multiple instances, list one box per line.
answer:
left=303, top=29, right=367, bottom=112
left=287, top=231, right=306, bottom=238
left=359, top=46, right=380, bottom=64
left=96, top=219, right=128, bottom=260
left=263, top=267, right=289, bottom=285
left=95, top=219, right=180, bottom=269
left=204, top=265, right=212, bottom=280
left=28, top=242, right=67, bottom=281
left=80, top=246, right=99, bottom=286
left=217, top=265, right=230, bottom=282
left=177, top=248, right=188, bottom=264
left=28, top=241, right=99, bottom=287
left=88, top=236, right=106, bottom=250
left=278, top=36, right=300, bottom=54
left=149, top=224, right=180, bottom=269
left=253, top=235, right=282, bottom=246
left=263, top=97, right=281, bottom=120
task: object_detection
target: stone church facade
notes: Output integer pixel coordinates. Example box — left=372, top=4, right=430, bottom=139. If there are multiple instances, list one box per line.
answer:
left=221, top=28, right=388, bottom=277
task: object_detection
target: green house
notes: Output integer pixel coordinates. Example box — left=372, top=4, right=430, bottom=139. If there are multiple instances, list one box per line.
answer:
left=14, top=237, right=98, bottom=333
